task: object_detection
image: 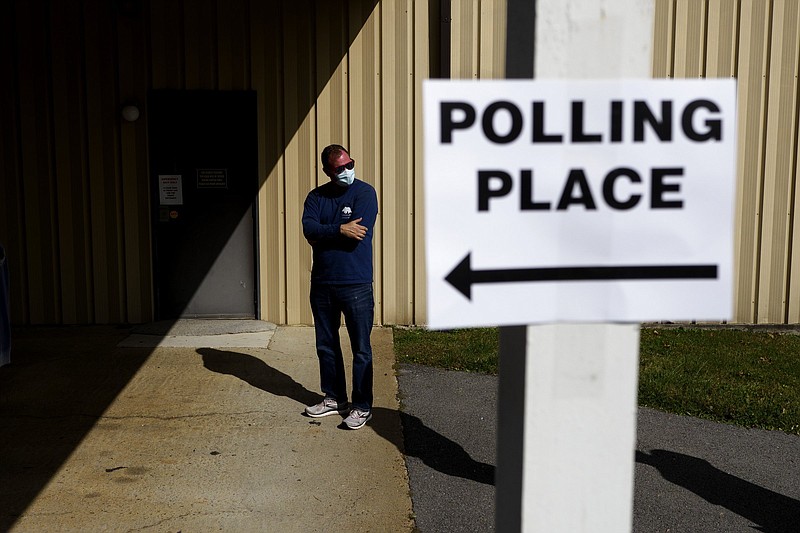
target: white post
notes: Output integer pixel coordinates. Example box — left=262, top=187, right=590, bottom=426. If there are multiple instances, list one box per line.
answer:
left=520, top=1, right=654, bottom=531
left=522, top=323, right=640, bottom=531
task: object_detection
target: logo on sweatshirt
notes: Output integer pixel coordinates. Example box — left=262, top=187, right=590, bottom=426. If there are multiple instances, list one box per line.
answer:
left=342, top=206, right=352, bottom=219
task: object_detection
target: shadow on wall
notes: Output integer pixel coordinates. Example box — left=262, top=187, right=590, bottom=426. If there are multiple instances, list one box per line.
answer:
left=637, top=449, right=800, bottom=532
left=200, top=348, right=495, bottom=486
left=0, top=0, right=450, bottom=528
left=0, top=244, right=9, bottom=367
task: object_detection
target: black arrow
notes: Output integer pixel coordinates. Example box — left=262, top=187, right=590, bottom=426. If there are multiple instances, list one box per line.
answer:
left=445, top=253, right=719, bottom=300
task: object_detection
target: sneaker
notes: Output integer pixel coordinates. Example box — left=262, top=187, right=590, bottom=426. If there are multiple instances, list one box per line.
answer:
left=343, top=408, right=372, bottom=430
left=305, top=398, right=349, bottom=418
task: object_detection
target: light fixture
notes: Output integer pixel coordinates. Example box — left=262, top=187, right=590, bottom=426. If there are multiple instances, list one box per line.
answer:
left=121, top=104, right=140, bottom=122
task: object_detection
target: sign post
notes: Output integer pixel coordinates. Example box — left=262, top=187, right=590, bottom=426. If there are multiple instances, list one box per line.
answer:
left=424, top=1, right=736, bottom=531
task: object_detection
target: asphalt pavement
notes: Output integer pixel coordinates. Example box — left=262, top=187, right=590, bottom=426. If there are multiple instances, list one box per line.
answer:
left=398, top=363, right=800, bottom=532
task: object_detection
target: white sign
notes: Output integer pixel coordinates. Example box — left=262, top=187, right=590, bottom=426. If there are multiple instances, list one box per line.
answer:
left=159, top=175, right=183, bottom=205
left=424, top=79, right=737, bottom=329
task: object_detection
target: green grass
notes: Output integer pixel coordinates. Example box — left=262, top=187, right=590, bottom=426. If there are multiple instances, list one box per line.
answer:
left=393, top=327, right=499, bottom=374
left=392, top=326, right=800, bottom=436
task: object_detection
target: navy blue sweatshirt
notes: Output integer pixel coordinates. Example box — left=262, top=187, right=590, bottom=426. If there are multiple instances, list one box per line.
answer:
left=302, top=179, right=378, bottom=284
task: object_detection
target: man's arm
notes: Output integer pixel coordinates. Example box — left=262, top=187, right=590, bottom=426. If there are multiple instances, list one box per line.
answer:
left=302, top=192, right=340, bottom=244
left=350, top=184, right=378, bottom=237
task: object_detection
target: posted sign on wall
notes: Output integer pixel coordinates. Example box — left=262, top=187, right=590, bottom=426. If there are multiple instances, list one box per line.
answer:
left=424, top=79, right=737, bottom=329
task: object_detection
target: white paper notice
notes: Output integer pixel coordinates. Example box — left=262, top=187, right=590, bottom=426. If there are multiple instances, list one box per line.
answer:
left=159, top=175, right=183, bottom=205
left=424, top=79, right=737, bottom=329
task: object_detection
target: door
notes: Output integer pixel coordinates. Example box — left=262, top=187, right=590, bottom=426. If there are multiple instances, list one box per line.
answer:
left=148, top=90, right=258, bottom=319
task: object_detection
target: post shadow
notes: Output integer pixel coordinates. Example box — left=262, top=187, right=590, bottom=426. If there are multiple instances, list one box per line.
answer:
left=199, top=348, right=494, bottom=485
left=637, top=449, right=800, bottom=533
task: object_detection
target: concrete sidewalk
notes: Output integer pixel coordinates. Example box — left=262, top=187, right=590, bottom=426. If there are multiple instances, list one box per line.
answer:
left=0, top=323, right=413, bottom=532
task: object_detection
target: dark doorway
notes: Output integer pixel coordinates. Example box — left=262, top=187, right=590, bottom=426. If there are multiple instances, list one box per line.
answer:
left=148, top=90, right=258, bottom=319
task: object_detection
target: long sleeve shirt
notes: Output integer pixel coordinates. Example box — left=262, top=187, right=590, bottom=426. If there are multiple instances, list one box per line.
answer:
left=302, top=179, right=378, bottom=284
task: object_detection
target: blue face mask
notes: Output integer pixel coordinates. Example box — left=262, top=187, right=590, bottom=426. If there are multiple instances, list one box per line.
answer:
left=334, top=168, right=355, bottom=187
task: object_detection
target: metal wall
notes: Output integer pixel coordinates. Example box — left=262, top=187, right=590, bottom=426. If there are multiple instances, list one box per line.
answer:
left=0, top=0, right=507, bottom=326
left=654, top=0, right=800, bottom=323
left=15, top=1, right=797, bottom=326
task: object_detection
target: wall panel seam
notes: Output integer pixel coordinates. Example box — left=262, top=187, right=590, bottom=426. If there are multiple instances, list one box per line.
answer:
left=111, top=3, right=130, bottom=323
left=10, top=0, right=30, bottom=323
left=754, top=0, right=776, bottom=323
left=279, top=3, right=290, bottom=324
left=670, top=0, right=677, bottom=77
left=784, top=1, right=800, bottom=322
left=45, top=1, right=63, bottom=323
left=79, top=0, right=95, bottom=323
left=734, top=0, right=741, bottom=78
left=378, top=0, right=386, bottom=325
left=702, top=0, right=709, bottom=77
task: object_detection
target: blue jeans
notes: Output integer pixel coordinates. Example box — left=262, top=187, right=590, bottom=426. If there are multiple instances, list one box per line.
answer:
left=310, top=283, right=374, bottom=411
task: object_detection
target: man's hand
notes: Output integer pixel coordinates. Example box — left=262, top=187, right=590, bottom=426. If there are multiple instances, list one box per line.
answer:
left=340, top=217, right=368, bottom=241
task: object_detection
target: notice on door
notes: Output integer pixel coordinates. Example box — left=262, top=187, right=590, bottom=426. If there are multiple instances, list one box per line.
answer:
left=197, top=169, right=228, bottom=189
left=159, top=175, right=183, bottom=205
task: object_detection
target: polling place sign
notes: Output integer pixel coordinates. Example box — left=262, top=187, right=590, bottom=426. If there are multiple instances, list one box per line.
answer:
left=424, top=79, right=737, bottom=329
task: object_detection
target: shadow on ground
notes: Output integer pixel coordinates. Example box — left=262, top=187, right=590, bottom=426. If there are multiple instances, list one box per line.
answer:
left=199, top=348, right=495, bottom=486
left=637, top=449, right=800, bottom=532
left=0, top=326, right=144, bottom=531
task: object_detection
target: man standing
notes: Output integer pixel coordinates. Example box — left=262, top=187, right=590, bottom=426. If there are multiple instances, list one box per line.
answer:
left=302, top=144, right=378, bottom=430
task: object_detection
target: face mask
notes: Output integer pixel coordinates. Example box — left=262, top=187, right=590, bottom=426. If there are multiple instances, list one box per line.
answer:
left=334, top=168, right=355, bottom=187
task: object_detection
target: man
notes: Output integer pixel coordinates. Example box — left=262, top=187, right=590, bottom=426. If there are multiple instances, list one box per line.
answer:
left=301, top=144, right=378, bottom=430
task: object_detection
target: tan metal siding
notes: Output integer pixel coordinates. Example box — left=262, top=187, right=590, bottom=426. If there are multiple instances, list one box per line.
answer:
left=733, top=0, right=770, bottom=323
left=381, top=0, right=416, bottom=324
left=0, top=0, right=27, bottom=323
left=706, top=0, right=739, bottom=77
left=218, top=1, right=250, bottom=90
left=451, top=0, right=480, bottom=79
left=480, top=0, right=507, bottom=79
left=652, top=0, right=676, bottom=77
left=17, top=1, right=60, bottom=324
left=761, top=0, right=800, bottom=323
left=414, top=0, right=432, bottom=325
left=656, top=0, right=800, bottom=324
left=252, top=1, right=287, bottom=325
left=3, top=0, right=508, bottom=326
left=86, top=0, right=127, bottom=324
left=185, top=0, right=218, bottom=90
left=673, top=0, right=708, bottom=77
left=788, top=165, right=800, bottom=316
left=51, top=1, right=93, bottom=324
left=282, top=3, right=317, bottom=325
left=118, top=5, right=153, bottom=325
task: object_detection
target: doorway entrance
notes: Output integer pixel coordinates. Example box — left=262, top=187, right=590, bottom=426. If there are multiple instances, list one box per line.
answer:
left=148, top=90, right=258, bottom=319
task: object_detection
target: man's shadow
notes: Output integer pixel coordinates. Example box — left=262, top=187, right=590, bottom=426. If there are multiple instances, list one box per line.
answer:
left=199, top=348, right=494, bottom=485
left=637, top=449, right=800, bottom=533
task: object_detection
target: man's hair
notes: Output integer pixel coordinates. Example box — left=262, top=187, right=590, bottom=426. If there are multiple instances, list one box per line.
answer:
left=321, top=144, right=348, bottom=166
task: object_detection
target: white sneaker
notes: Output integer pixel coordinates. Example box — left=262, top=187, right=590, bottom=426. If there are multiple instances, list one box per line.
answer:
left=305, top=398, right=349, bottom=418
left=343, top=408, right=372, bottom=430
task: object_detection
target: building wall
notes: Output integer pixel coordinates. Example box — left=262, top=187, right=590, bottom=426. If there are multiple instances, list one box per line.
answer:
left=0, top=0, right=507, bottom=326
left=12, top=0, right=799, bottom=326
left=653, top=0, right=800, bottom=323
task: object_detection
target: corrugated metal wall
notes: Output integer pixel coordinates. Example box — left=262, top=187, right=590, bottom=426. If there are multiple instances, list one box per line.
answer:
left=17, top=0, right=799, bottom=326
left=0, top=0, right=507, bottom=326
left=653, top=0, right=800, bottom=324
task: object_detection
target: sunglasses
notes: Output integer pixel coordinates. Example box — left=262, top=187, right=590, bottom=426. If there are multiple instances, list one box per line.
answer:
left=329, top=159, right=355, bottom=175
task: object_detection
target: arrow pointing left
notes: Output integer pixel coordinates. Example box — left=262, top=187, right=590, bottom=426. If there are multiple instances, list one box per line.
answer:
left=445, top=253, right=719, bottom=301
